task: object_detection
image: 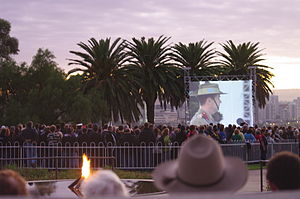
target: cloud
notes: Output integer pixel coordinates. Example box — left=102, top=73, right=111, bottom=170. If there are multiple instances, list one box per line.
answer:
left=1, top=0, right=300, bottom=88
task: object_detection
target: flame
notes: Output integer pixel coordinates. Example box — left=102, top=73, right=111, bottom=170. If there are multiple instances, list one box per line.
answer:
left=81, top=154, right=90, bottom=179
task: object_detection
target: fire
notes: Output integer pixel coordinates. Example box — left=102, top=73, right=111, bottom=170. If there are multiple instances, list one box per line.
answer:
left=81, top=154, right=91, bottom=179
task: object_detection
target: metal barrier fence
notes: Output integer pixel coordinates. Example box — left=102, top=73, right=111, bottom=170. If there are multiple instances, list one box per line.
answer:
left=0, top=141, right=299, bottom=170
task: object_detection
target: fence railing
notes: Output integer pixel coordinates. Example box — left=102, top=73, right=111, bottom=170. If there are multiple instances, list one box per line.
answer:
left=0, top=141, right=299, bottom=170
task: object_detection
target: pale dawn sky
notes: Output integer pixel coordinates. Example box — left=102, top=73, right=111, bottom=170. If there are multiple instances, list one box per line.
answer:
left=1, top=0, right=300, bottom=89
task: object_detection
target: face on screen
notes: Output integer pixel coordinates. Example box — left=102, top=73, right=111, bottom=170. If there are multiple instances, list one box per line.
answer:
left=204, top=95, right=221, bottom=114
left=211, top=95, right=221, bottom=112
left=189, top=81, right=253, bottom=126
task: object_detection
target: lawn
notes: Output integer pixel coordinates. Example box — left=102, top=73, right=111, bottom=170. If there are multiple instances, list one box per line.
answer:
left=4, top=165, right=152, bottom=181
left=4, top=163, right=264, bottom=181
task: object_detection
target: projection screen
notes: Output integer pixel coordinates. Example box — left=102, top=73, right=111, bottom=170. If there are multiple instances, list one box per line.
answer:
left=188, top=80, right=253, bottom=126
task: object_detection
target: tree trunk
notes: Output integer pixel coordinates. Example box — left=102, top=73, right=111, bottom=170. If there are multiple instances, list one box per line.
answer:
left=145, top=99, right=155, bottom=124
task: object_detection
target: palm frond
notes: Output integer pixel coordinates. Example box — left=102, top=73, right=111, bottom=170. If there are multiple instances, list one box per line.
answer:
left=218, top=40, right=274, bottom=107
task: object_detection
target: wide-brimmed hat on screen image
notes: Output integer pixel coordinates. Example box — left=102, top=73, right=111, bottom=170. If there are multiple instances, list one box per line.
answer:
left=190, top=82, right=226, bottom=96
left=152, top=135, right=248, bottom=193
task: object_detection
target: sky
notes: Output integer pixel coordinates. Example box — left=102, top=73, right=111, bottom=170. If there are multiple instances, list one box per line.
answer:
left=1, top=0, right=300, bottom=90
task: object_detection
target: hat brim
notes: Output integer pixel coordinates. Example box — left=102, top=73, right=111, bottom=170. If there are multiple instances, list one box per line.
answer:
left=152, top=156, right=248, bottom=193
left=190, top=91, right=226, bottom=97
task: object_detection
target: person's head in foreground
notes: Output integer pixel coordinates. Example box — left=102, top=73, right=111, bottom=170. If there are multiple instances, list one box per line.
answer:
left=152, top=134, right=248, bottom=193
left=266, top=151, right=300, bottom=191
left=81, top=170, right=128, bottom=197
left=0, top=169, right=28, bottom=195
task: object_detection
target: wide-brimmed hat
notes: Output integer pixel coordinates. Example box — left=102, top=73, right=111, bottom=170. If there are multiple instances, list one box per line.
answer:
left=190, top=82, right=226, bottom=96
left=152, top=135, right=248, bottom=193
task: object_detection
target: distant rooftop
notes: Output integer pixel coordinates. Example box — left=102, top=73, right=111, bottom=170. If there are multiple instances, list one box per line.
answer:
left=273, top=89, right=300, bottom=102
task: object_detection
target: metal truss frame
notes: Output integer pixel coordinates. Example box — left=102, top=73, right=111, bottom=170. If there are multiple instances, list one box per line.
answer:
left=184, top=72, right=254, bottom=125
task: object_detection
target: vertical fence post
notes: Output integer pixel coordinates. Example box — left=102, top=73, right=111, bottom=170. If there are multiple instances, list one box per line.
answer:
left=20, top=145, right=23, bottom=168
left=271, top=143, right=274, bottom=157
left=260, top=160, right=263, bottom=192
left=298, top=139, right=300, bottom=157
left=55, top=157, right=58, bottom=180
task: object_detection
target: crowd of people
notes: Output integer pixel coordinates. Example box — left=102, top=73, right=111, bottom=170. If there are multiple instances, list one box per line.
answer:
left=0, top=134, right=299, bottom=197
left=1, top=121, right=300, bottom=146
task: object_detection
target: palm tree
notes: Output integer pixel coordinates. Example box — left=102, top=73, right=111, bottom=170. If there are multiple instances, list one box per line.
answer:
left=172, top=40, right=217, bottom=76
left=68, top=38, right=143, bottom=123
left=126, top=36, right=185, bottom=123
left=217, top=40, right=274, bottom=108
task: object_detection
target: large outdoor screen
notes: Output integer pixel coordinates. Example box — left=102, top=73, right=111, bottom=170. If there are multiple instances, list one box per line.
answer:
left=188, top=80, right=253, bottom=126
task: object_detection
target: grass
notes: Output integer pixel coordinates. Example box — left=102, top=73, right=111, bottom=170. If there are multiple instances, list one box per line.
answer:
left=3, top=165, right=151, bottom=181
left=247, top=163, right=267, bottom=170
left=4, top=164, right=263, bottom=181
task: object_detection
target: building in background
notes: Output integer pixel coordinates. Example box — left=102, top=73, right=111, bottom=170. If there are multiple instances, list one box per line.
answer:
left=258, top=95, right=300, bottom=125
left=294, top=97, right=300, bottom=120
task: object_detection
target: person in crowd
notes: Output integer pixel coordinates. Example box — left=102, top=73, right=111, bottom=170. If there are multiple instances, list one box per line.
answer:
left=167, top=126, right=176, bottom=142
left=157, top=128, right=171, bottom=146
left=138, top=122, right=156, bottom=145
left=153, top=127, right=162, bottom=141
left=21, top=121, right=38, bottom=167
left=133, top=127, right=141, bottom=138
left=86, top=123, right=93, bottom=135
left=20, top=121, right=38, bottom=144
left=225, top=124, right=234, bottom=142
left=47, top=125, right=63, bottom=146
left=74, top=123, right=83, bottom=137
left=187, top=125, right=198, bottom=138
left=119, top=127, right=138, bottom=146
left=266, top=151, right=300, bottom=191
left=82, top=170, right=128, bottom=197
left=78, top=127, right=90, bottom=145
left=256, top=129, right=268, bottom=162
left=88, top=124, right=103, bottom=144
left=173, top=125, right=187, bottom=145
left=205, top=125, right=213, bottom=136
left=62, top=125, right=78, bottom=167
left=12, top=124, right=23, bottom=142
left=0, top=169, right=28, bottom=195
left=294, top=128, right=299, bottom=139
left=210, top=125, right=222, bottom=143
left=55, top=124, right=63, bottom=138
left=218, top=124, right=227, bottom=143
left=46, top=125, right=63, bottom=167
left=8, top=126, right=16, bottom=142
left=0, top=126, right=11, bottom=144
left=241, top=124, right=249, bottom=134
left=0, top=127, right=12, bottom=163
left=116, top=125, right=124, bottom=143
left=157, top=128, right=172, bottom=161
left=152, top=134, right=248, bottom=193
left=102, top=125, right=117, bottom=146
left=197, top=125, right=206, bottom=135
left=190, top=82, right=226, bottom=125
left=287, top=126, right=296, bottom=140
left=231, top=129, right=243, bottom=142
left=265, top=132, right=275, bottom=143
left=278, top=128, right=285, bottom=139
left=37, top=124, right=47, bottom=143
left=238, top=127, right=245, bottom=142
left=118, top=127, right=137, bottom=167
left=62, top=125, right=77, bottom=144
left=138, top=123, right=156, bottom=167
left=244, top=128, right=256, bottom=143
left=17, top=123, right=25, bottom=131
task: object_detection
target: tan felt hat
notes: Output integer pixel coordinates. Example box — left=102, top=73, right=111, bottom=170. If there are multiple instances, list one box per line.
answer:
left=152, top=135, right=247, bottom=193
left=190, top=82, right=226, bottom=96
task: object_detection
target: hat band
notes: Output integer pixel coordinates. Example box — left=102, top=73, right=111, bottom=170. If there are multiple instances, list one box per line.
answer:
left=176, top=171, right=225, bottom=188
